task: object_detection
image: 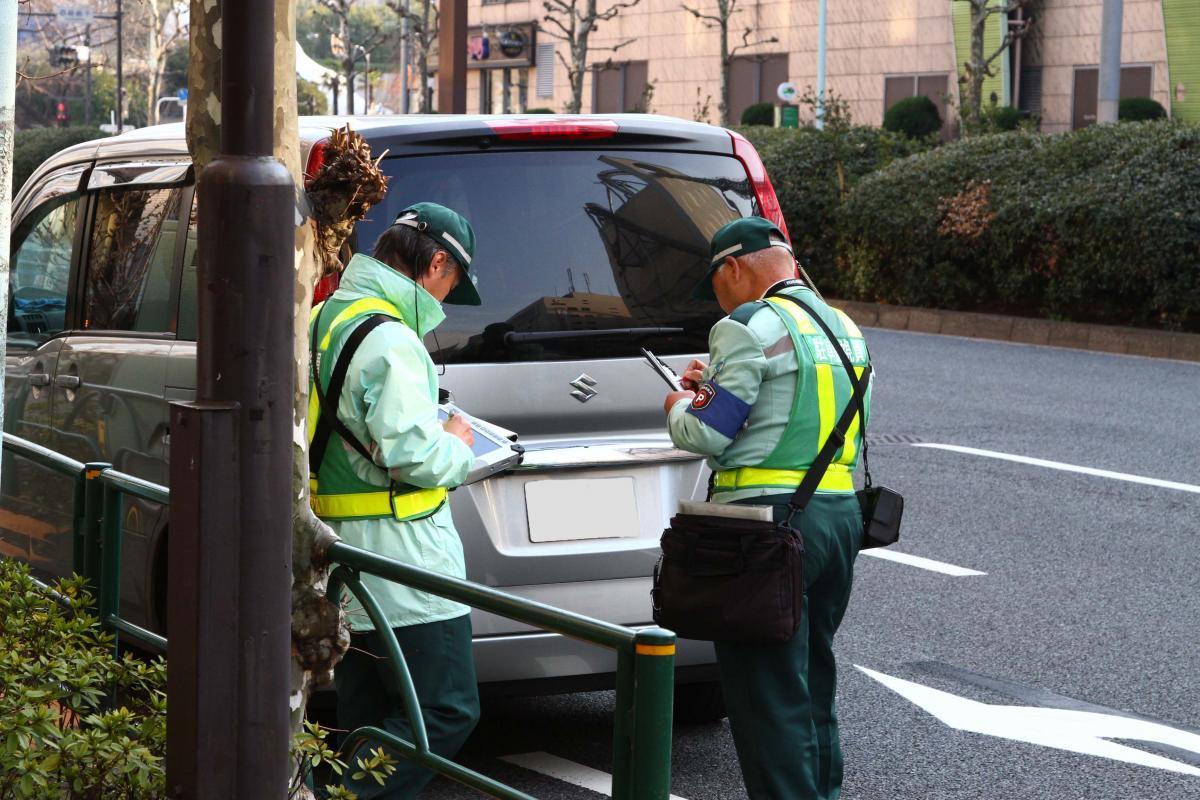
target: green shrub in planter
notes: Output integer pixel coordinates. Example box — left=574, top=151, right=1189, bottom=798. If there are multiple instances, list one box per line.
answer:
left=740, top=102, right=775, bottom=126
left=988, top=105, right=1023, bottom=131
left=13, top=127, right=109, bottom=197
left=837, top=122, right=1200, bottom=330
left=882, top=95, right=942, bottom=139
left=1119, top=97, right=1167, bottom=122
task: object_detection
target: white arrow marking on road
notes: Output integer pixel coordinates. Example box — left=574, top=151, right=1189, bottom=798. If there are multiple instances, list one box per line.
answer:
left=501, top=752, right=690, bottom=800
left=856, top=665, right=1200, bottom=776
left=858, top=548, right=986, bottom=576
left=913, top=443, right=1200, bottom=494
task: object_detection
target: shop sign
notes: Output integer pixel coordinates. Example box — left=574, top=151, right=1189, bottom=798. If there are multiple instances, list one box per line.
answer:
left=467, top=23, right=536, bottom=69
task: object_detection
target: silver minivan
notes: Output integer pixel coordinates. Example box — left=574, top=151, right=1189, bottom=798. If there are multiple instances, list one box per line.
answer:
left=2, top=114, right=792, bottom=720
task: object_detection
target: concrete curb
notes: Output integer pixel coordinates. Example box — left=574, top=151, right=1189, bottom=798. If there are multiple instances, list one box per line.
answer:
left=830, top=299, right=1200, bottom=363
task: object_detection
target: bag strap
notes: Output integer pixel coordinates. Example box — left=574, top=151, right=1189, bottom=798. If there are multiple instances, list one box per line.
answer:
left=770, top=291, right=872, bottom=520
left=310, top=307, right=394, bottom=477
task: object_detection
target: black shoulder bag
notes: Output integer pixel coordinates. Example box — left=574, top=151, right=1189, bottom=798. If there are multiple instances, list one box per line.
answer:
left=651, top=295, right=901, bottom=643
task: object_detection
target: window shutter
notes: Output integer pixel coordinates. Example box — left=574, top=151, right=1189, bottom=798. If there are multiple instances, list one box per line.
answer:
left=536, top=43, right=555, bottom=98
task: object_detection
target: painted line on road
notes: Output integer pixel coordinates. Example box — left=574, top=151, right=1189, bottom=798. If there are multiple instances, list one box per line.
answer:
left=500, top=752, right=690, bottom=800
left=859, top=548, right=986, bottom=576
left=914, top=443, right=1200, bottom=495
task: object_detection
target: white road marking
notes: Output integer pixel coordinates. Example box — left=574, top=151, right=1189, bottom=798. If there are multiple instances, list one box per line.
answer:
left=859, top=548, right=986, bottom=576
left=914, top=443, right=1200, bottom=494
left=500, top=752, right=690, bottom=800
left=856, top=665, right=1200, bottom=777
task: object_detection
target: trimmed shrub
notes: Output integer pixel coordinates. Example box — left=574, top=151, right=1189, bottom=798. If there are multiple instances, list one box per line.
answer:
left=989, top=105, right=1023, bottom=131
left=13, top=126, right=108, bottom=197
left=837, top=122, right=1200, bottom=331
left=526, top=107, right=554, bottom=114
left=882, top=95, right=942, bottom=139
left=1119, top=97, right=1167, bottom=122
left=740, top=102, right=775, bottom=126
left=738, top=125, right=935, bottom=295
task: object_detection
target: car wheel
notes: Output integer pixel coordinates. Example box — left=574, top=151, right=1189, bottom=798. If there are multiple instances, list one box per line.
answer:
left=673, top=680, right=726, bottom=724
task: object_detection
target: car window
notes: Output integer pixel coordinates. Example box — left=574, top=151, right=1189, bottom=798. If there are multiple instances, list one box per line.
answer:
left=9, top=195, right=78, bottom=344
left=356, top=150, right=757, bottom=363
left=82, top=186, right=182, bottom=333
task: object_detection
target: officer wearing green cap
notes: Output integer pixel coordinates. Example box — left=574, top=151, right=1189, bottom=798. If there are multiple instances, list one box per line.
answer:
left=307, top=201, right=482, bottom=798
left=662, top=215, right=871, bottom=800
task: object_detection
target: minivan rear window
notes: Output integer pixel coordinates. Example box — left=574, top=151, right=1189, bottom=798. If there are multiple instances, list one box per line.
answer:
left=355, top=150, right=756, bottom=363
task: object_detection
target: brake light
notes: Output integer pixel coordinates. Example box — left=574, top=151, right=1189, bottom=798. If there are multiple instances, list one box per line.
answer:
left=304, top=138, right=330, bottom=189
left=729, top=130, right=791, bottom=243
left=486, top=118, right=619, bottom=141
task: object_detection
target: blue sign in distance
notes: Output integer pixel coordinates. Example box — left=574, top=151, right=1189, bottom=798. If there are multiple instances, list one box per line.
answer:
left=178, top=88, right=188, bottom=101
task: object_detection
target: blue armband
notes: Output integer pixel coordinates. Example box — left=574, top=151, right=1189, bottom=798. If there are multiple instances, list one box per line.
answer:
left=686, top=379, right=752, bottom=439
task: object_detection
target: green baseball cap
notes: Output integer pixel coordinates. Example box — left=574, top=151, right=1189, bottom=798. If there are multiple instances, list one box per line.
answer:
left=393, top=202, right=481, bottom=306
left=693, top=216, right=793, bottom=300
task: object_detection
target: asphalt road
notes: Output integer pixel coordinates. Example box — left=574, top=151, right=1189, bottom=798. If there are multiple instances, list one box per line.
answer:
left=419, top=329, right=1200, bottom=800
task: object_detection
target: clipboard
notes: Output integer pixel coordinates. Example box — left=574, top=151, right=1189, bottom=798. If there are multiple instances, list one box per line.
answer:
left=438, top=404, right=524, bottom=484
left=641, top=348, right=683, bottom=391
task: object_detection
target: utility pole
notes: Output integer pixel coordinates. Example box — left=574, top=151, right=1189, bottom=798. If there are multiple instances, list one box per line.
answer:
left=815, top=0, right=827, bottom=129
left=1097, top=0, right=1123, bottom=124
left=0, top=0, right=16, bottom=460
left=167, top=0, right=294, bottom=796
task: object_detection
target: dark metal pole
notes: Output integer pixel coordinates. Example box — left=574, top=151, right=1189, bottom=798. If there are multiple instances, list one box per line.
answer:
left=437, top=0, right=467, bottom=113
left=166, top=0, right=295, bottom=796
left=115, top=0, right=122, bottom=132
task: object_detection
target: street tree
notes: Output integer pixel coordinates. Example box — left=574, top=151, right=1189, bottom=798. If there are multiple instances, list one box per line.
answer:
left=955, top=0, right=1033, bottom=131
left=540, top=0, right=641, bottom=114
left=386, top=0, right=437, bottom=113
left=314, top=0, right=390, bottom=113
left=130, top=0, right=188, bottom=124
left=681, top=0, right=778, bottom=126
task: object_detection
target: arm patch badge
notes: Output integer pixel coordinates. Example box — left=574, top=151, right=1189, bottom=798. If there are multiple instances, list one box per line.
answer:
left=692, top=383, right=717, bottom=409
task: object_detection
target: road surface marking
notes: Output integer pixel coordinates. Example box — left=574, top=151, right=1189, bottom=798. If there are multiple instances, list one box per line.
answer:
left=500, top=752, right=689, bottom=800
left=857, top=665, right=1200, bottom=776
left=914, top=443, right=1200, bottom=494
left=858, top=549, right=986, bottom=576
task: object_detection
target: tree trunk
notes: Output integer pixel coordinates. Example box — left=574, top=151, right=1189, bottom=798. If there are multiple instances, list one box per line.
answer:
left=967, top=0, right=986, bottom=129
left=418, top=0, right=432, bottom=112
left=187, top=0, right=221, bottom=169
left=0, top=2, right=16, bottom=457
left=569, top=3, right=592, bottom=114
left=146, top=0, right=163, bottom=125
left=718, top=15, right=730, bottom=126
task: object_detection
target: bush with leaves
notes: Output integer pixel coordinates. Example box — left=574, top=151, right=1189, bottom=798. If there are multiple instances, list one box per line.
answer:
left=737, top=125, right=935, bottom=295
left=12, top=127, right=109, bottom=197
left=740, top=102, right=775, bottom=126
left=837, top=121, right=1200, bottom=331
left=0, top=559, right=166, bottom=798
left=1119, top=97, right=1168, bottom=122
left=882, top=95, right=942, bottom=139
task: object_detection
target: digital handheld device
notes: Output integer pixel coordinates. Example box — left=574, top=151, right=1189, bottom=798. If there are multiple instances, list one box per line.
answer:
left=438, top=404, right=524, bottom=484
left=641, top=348, right=683, bottom=391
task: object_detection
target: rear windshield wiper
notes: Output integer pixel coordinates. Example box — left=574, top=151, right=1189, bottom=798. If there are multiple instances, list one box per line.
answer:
left=504, top=326, right=684, bottom=344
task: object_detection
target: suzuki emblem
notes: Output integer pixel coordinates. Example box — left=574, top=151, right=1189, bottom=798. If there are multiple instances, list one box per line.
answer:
left=569, top=373, right=599, bottom=403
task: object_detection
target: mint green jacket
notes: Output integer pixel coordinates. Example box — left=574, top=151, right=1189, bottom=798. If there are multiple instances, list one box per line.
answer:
left=321, top=254, right=475, bottom=630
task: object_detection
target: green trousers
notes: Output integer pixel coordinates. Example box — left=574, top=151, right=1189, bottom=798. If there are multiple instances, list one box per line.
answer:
left=715, top=493, right=862, bottom=800
left=335, top=614, right=481, bottom=799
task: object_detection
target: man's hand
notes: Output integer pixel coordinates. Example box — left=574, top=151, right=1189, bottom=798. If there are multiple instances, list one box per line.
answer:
left=681, top=358, right=707, bottom=391
left=443, top=414, right=475, bottom=448
left=664, top=390, right=696, bottom=414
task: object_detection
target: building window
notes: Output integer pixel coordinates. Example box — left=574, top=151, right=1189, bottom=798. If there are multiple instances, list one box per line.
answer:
left=593, top=61, right=649, bottom=113
left=727, top=54, right=788, bottom=125
left=1072, top=65, right=1153, bottom=129
left=536, top=43, right=555, bottom=99
left=883, top=74, right=951, bottom=136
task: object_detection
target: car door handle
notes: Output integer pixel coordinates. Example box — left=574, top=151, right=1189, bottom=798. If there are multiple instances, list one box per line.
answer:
left=54, top=375, right=81, bottom=390
left=28, top=372, right=51, bottom=387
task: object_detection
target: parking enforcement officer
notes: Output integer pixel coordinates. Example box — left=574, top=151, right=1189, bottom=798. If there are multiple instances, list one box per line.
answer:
left=662, top=217, right=871, bottom=800
left=308, top=202, right=482, bottom=799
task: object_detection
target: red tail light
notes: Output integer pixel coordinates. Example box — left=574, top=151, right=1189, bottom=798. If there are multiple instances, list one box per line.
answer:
left=729, top=130, right=791, bottom=243
left=304, top=138, right=330, bottom=189
left=486, top=118, right=619, bottom=141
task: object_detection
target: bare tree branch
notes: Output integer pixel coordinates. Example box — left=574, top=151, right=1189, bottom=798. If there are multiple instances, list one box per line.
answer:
left=681, top=4, right=723, bottom=26
left=728, top=27, right=778, bottom=58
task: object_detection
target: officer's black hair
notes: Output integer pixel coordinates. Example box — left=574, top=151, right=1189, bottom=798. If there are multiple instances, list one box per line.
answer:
left=372, top=221, right=461, bottom=279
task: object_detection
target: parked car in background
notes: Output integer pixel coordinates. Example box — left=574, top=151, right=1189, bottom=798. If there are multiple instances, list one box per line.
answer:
left=2, top=114, right=793, bottom=721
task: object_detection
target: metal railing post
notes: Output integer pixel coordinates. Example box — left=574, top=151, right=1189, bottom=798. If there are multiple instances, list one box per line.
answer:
left=629, top=628, right=676, bottom=800
left=99, top=483, right=124, bottom=653
left=80, top=463, right=111, bottom=602
left=71, top=470, right=87, bottom=577
left=611, top=644, right=636, bottom=800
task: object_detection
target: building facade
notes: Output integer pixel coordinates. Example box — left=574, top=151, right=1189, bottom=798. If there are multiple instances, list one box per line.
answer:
left=454, top=0, right=1198, bottom=132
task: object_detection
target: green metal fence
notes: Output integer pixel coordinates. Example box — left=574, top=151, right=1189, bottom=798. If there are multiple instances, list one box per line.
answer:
left=0, top=431, right=676, bottom=799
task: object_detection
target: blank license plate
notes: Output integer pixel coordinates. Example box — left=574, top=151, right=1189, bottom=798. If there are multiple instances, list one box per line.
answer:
left=525, top=477, right=639, bottom=543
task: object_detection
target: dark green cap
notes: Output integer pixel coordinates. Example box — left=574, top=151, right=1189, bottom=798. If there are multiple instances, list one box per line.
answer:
left=393, top=202, right=481, bottom=306
left=693, top=216, right=793, bottom=300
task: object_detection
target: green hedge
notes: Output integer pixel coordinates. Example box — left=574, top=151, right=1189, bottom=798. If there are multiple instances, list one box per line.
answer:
left=882, top=95, right=942, bottom=139
left=738, top=126, right=935, bottom=295
left=1119, top=97, right=1167, bottom=122
left=740, top=102, right=775, bottom=126
left=13, top=126, right=109, bottom=196
left=836, top=121, right=1200, bottom=331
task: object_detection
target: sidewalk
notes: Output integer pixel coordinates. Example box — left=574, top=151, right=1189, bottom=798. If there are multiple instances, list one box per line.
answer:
left=833, top=299, right=1200, bottom=363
